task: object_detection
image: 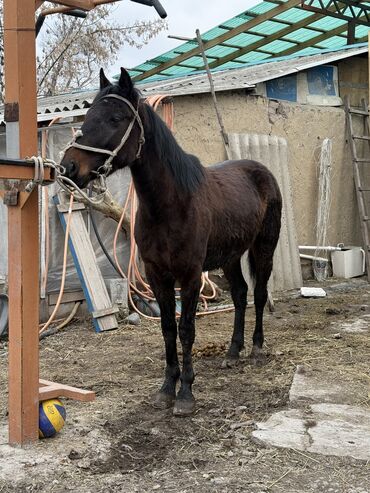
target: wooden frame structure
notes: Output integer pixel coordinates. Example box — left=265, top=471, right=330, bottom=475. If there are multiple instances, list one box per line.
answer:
left=132, top=0, right=370, bottom=82
left=0, top=0, right=130, bottom=446
left=1, top=0, right=166, bottom=446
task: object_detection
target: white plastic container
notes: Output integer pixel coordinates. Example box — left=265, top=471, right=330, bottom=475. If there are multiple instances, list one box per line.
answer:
left=331, top=247, right=365, bottom=278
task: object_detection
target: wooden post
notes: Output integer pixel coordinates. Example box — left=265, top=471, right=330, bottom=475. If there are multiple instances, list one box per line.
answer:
left=368, top=31, right=370, bottom=109
left=4, top=0, right=40, bottom=444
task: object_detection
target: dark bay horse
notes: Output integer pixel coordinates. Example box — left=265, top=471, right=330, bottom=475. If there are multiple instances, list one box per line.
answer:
left=61, top=68, right=282, bottom=416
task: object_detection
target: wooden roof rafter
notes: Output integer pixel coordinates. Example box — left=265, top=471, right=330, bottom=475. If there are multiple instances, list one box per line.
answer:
left=302, top=0, right=370, bottom=25
left=130, top=0, right=370, bottom=83
left=270, top=14, right=368, bottom=58
left=206, top=9, right=328, bottom=70
left=205, top=1, right=369, bottom=71
left=132, top=0, right=302, bottom=81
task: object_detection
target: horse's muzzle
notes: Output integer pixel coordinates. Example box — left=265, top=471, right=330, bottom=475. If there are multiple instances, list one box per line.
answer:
left=63, top=159, right=78, bottom=179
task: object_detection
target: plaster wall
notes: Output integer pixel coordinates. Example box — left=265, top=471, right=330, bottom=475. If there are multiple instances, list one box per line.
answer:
left=338, top=56, right=368, bottom=107
left=170, top=92, right=362, bottom=247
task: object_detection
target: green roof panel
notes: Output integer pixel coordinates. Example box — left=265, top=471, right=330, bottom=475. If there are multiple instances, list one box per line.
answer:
left=125, top=0, right=370, bottom=83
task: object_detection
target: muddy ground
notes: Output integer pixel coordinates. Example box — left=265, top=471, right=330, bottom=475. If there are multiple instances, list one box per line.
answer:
left=0, top=279, right=369, bottom=493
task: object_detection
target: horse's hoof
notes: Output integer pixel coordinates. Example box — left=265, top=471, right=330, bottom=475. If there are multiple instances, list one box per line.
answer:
left=151, top=391, right=175, bottom=409
left=249, top=346, right=266, bottom=367
left=173, top=398, right=195, bottom=416
left=221, top=357, right=239, bottom=369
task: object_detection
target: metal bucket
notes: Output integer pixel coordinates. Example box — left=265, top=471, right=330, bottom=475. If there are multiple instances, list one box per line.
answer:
left=0, top=294, right=9, bottom=337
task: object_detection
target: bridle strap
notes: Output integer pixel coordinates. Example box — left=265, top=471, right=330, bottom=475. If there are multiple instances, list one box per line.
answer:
left=62, top=94, right=145, bottom=177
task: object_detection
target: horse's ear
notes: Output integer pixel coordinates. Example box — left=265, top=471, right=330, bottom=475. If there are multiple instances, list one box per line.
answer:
left=118, top=67, right=134, bottom=95
left=99, top=68, right=111, bottom=89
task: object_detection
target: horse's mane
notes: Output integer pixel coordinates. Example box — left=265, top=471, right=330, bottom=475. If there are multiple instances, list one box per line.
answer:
left=95, top=84, right=205, bottom=194
left=143, top=103, right=205, bottom=193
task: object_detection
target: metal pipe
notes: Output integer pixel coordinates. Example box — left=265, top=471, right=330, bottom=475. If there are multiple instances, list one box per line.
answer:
left=299, top=245, right=343, bottom=251
left=0, top=157, right=37, bottom=167
left=35, top=13, right=46, bottom=37
left=36, top=9, right=86, bottom=37
left=63, top=9, right=88, bottom=18
left=168, top=35, right=198, bottom=43
left=300, top=253, right=329, bottom=263
left=130, top=0, right=167, bottom=18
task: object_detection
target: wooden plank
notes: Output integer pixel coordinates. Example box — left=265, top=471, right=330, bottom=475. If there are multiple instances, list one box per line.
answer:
left=92, top=306, right=119, bottom=318
left=0, top=165, right=54, bottom=182
left=52, top=0, right=94, bottom=9
left=39, top=379, right=95, bottom=402
left=48, top=289, right=85, bottom=306
left=4, top=0, right=40, bottom=445
left=55, top=193, right=118, bottom=332
left=349, top=108, right=369, bottom=116
left=57, top=202, right=86, bottom=213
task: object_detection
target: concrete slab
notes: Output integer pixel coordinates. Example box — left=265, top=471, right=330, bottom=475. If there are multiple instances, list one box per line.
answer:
left=309, top=404, right=370, bottom=460
left=252, top=408, right=310, bottom=450
left=252, top=404, right=370, bottom=461
left=289, top=366, right=363, bottom=404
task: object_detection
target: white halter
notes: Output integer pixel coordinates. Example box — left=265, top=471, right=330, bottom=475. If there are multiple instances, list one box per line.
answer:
left=63, top=94, right=145, bottom=177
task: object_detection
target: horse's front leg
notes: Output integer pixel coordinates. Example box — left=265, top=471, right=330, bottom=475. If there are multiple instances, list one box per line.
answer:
left=145, top=266, right=179, bottom=409
left=173, top=273, right=201, bottom=416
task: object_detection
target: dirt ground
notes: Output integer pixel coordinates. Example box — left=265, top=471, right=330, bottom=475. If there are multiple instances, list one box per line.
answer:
left=0, top=279, right=369, bottom=493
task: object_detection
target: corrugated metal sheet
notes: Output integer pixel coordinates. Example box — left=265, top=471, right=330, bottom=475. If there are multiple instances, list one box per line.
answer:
left=0, top=44, right=366, bottom=125
left=228, top=133, right=302, bottom=292
left=136, top=44, right=367, bottom=97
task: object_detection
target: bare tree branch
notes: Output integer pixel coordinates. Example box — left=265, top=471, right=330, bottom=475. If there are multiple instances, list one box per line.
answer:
left=0, top=1, right=167, bottom=101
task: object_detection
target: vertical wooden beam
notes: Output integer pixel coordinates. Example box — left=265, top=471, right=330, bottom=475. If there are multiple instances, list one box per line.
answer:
left=347, top=20, right=356, bottom=45
left=4, top=0, right=39, bottom=445
left=368, top=31, right=370, bottom=109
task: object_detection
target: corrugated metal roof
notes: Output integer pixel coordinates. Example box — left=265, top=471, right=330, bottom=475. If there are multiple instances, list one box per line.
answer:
left=128, top=0, right=370, bottom=83
left=0, top=44, right=367, bottom=125
left=136, top=44, right=368, bottom=97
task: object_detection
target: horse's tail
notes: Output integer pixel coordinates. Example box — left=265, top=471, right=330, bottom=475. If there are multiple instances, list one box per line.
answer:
left=248, top=194, right=282, bottom=280
left=247, top=249, right=256, bottom=283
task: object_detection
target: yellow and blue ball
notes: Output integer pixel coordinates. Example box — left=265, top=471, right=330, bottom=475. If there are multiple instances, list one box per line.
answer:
left=39, top=399, right=66, bottom=438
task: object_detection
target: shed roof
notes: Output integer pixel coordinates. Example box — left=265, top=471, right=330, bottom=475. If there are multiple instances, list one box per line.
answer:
left=129, top=0, right=370, bottom=83
left=135, top=43, right=367, bottom=97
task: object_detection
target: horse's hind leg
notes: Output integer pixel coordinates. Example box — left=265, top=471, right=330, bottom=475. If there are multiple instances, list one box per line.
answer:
left=248, top=245, right=274, bottom=366
left=222, top=259, right=248, bottom=368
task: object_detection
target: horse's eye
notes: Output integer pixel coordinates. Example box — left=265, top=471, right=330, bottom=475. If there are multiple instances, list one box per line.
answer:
left=111, top=115, right=121, bottom=123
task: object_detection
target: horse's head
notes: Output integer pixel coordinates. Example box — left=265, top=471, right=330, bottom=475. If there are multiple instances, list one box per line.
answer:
left=61, top=68, right=143, bottom=188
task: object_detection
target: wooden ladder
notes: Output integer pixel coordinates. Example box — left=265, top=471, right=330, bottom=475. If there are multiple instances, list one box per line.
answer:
left=344, top=96, right=370, bottom=281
